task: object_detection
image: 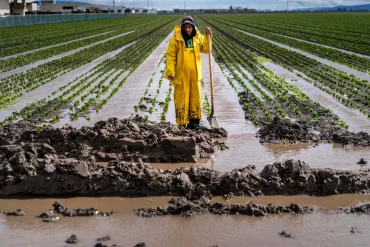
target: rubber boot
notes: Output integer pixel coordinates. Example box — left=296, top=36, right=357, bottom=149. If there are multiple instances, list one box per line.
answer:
left=187, top=119, right=200, bottom=129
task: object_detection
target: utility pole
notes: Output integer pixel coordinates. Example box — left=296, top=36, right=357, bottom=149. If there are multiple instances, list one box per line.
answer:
left=113, top=0, right=115, bottom=12
left=184, top=1, right=186, bottom=13
left=286, top=0, right=289, bottom=13
left=148, top=0, right=149, bottom=10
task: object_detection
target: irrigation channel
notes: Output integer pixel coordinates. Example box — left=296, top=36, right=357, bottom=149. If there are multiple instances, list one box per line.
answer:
left=1, top=14, right=370, bottom=246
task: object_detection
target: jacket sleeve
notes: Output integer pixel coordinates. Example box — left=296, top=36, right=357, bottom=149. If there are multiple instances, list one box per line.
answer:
left=200, top=32, right=212, bottom=54
left=164, top=37, right=177, bottom=80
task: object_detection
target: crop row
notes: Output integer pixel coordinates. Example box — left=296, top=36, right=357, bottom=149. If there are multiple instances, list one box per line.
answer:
left=197, top=17, right=347, bottom=128
left=213, top=13, right=370, bottom=55
left=200, top=16, right=370, bottom=119
left=1, top=18, right=178, bottom=126
left=0, top=18, right=163, bottom=73
left=0, top=16, right=178, bottom=111
left=0, top=16, right=146, bottom=56
left=207, top=16, right=370, bottom=74
left=0, top=16, right=165, bottom=58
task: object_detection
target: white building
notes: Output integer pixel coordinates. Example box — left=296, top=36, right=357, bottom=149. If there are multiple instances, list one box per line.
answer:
left=25, top=0, right=38, bottom=12
left=0, top=0, right=10, bottom=15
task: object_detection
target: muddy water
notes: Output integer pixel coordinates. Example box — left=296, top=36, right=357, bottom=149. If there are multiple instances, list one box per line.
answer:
left=194, top=53, right=370, bottom=172
left=234, top=28, right=370, bottom=82
left=0, top=31, right=135, bottom=79
left=263, top=62, right=370, bottom=133
left=1, top=195, right=370, bottom=246
left=70, top=33, right=173, bottom=127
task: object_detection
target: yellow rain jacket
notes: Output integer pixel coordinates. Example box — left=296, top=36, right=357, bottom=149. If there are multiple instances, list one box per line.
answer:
left=165, top=25, right=212, bottom=126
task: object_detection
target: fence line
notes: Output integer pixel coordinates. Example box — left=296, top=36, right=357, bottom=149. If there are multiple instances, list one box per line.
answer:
left=0, top=13, right=140, bottom=28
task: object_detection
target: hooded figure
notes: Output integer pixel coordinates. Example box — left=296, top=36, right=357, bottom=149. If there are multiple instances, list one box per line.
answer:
left=165, top=16, right=212, bottom=129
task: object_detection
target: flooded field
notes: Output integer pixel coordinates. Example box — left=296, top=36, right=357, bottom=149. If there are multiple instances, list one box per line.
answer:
left=1, top=14, right=370, bottom=247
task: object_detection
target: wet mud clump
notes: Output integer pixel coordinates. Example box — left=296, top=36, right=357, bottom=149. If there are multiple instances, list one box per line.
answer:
left=258, top=116, right=370, bottom=147
left=336, top=203, right=370, bottom=214
left=350, top=227, right=362, bottom=234
left=97, top=236, right=111, bottom=242
left=135, top=195, right=315, bottom=218
left=0, top=209, right=26, bottom=216
left=279, top=230, right=293, bottom=238
left=66, top=234, right=78, bottom=244
left=134, top=243, right=147, bottom=247
left=39, top=201, right=114, bottom=220
left=0, top=116, right=227, bottom=164
left=1, top=158, right=370, bottom=197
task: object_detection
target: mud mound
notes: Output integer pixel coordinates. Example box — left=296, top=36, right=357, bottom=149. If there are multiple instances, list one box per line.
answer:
left=258, top=116, right=370, bottom=146
left=66, top=234, right=78, bottom=244
left=39, top=201, right=114, bottom=218
left=0, top=116, right=227, bottom=163
left=2, top=156, right=370, bottom=198
left=0, top=209, right=26, bottom=216
left=135, top=196, right=315, bottom=218
left=336, top=203, right=370, bottom=214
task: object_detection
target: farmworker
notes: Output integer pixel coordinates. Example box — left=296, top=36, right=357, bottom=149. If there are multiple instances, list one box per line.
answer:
left=165, top=16, right=212, bottom=129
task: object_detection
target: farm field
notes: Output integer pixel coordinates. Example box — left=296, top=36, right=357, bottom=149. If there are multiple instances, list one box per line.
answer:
left=0, top=13, right=370, bottom=247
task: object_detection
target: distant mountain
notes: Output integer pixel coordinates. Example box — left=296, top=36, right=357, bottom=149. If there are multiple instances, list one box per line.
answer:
left=295, top=4, right=370, bottom=11
left=55, top=0, right=92, bottom=4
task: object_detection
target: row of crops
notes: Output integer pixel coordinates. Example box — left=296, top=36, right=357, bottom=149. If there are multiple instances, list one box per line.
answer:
left=0, top=16, right=170, bottom=72
left=195, top=17, right=348, bottom=128
left=211, top=13, right=370, bottom=56
left=1, top=13, right=369, bottom=130
left=0, top=16, right=155, bottom=56
left=0, top=16, right=180, bottom=126
left=205, top=14, right=370, bottom=75
left=196, top=14, right=370, bottom=129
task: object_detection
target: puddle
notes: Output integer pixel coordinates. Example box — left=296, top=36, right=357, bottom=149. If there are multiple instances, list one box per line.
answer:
left=199, top=53, right=370, bottom=172
left=68, top=33, right=173, bottom=127
left=1, top=195, right=370, bottom=246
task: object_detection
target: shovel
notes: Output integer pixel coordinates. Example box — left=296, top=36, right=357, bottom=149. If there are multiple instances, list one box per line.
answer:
left=206, top=32, right=219, bottom=129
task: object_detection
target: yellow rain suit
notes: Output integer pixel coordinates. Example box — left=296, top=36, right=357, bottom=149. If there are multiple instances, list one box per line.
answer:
left=165, top=25, right=212, bottom=126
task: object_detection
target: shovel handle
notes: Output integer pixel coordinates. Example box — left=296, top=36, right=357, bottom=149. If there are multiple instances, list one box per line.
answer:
left=207, top=32, right=214, bottom=116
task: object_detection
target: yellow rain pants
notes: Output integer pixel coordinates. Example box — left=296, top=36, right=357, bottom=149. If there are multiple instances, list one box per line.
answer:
left=173, top=48, right=201, bottom=126
left=165, top=25, right=212, bottom=126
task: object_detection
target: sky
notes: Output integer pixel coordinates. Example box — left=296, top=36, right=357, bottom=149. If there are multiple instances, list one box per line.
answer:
left=83, top=0, right=370, bottom=10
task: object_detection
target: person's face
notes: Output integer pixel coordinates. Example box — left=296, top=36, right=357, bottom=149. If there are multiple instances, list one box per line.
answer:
left=183, top=24, right=193, bottom=36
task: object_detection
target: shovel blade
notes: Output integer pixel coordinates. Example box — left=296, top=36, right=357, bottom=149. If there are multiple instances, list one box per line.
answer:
left=207, top=116, right=219, bottom=129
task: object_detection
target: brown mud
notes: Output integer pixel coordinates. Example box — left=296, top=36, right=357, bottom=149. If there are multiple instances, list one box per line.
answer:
left=0, top=116, right=227, bottom=165
left=135, top=194, right=316, bottom=218
left=258, top=116, right=370, bottom=147
left=2, top=148, right=370, bottom=197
